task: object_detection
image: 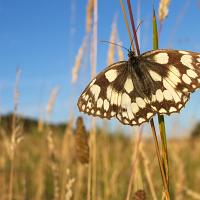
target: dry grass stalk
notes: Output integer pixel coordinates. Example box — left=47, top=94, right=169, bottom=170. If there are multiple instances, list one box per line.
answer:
left=60, top=117, right=75, bottom=200
left=158, top=0, right=171, bottom=22
left=45, top=87, right=60, bottom=200
left=8, top=69, right=23, bottom=200
left=86, top=0, right=94, bottom=33
left=182, top=186, right=200, bottom=199
left=74, top=164, right=86, bottom=200
left=0, top=137, right=7, bottom=200
left=90, top=0, right=97, bottom=78
left=133, top=163, right=144, bottom=196
left=65, top=169, right=75, bottom=200
left=101, top=135, right=110, bottom=199
left=47, top=129, right=60, bottom=200
left=119, top=0, right=135, bottom=51
left=75, top=117, right=89, bottom=164
left=107, top=21, right=117, bottom=65
left=22, top=174, right=27, bottom=200
left=140, top=143, right=158, bottom=200
left=72, top=36, right=87, bottom=83
left=172, top=146, right=185, bottom=200
left=1, top=129, right=11, bottom=161
left=126, top=129, right=142, bottom=200
left=61, top=117, right=74, bottom=162
left=117, top=38, right=124, bottom=61
left=88, top=73, right=97, bottom=200
left=34, top=159, right=45, bottom=200
left=110, top=164, right=124, bottom=199
left=88, top=1, right=98, bottom=200
left=150, top=120, right=170, bottom=200
left=46, top=87, right=59, bottom=120
left=51, top=161, right=60, bottom=200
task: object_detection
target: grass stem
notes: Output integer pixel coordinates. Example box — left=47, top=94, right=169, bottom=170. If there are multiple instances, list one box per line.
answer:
left=150, top=119, right=170, bottom=200
left=119, top=0, right=135, bottom=51
left=127, top=0, right=140, bottom=55
left=153, top=7, right=170, bottom=195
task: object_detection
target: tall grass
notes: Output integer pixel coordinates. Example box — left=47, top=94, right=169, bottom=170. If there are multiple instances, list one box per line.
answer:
left=1, top=122, right=200, bottom=199
left=1, top=1, right=200, bottom=200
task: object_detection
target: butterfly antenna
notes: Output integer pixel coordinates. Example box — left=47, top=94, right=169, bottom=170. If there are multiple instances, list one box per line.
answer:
left=100, top=40, right=129, bottom=52
left=129, top=38, right=134, bottom=52
left=136, top=20, right=143, bottom=32
left=129, top=20, right=143, bottom=51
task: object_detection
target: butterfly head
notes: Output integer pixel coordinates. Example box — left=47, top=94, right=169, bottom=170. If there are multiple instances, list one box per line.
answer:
left=128, top=50, right=138, bottom=66
left=128, top=50, right=135, bottom=57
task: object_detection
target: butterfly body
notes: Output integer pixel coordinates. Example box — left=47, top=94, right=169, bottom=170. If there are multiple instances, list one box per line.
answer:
left=77, top=49, right=200, bottom=126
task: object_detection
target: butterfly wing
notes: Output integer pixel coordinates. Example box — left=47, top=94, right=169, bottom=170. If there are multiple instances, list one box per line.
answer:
left=77, top=61, right=127, bottom=119
left=77, top=61, right=156, bottom=125
left=140, top=49, right=200, bottom=114
left=78, top=49, right=200, bottom=126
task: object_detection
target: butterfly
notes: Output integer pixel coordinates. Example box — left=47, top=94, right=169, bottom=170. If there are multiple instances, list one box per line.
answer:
left=77, top=49, right=200, bottom=126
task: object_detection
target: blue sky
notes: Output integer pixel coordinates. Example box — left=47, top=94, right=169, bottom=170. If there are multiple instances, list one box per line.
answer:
left=0, top=0, right=200, bottom=134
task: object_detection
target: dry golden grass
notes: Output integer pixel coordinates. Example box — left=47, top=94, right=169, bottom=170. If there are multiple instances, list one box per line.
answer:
left=1, top=114, right=200, bottom=200
left=1, top=1, right=200, bottom=200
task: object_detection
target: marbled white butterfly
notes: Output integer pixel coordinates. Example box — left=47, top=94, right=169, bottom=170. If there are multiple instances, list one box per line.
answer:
left=77, top=49, right=200, bottom=126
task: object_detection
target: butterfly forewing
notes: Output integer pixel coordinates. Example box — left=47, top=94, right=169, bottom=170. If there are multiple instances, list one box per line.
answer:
left=77, top=61, right=127, bottom=119
left=78, top=49, right=200, bottom=126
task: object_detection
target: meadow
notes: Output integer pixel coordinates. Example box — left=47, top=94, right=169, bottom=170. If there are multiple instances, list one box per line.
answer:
left=0, top=114, right=200, bottom=200
left=1, top=0, right=200, bottom=199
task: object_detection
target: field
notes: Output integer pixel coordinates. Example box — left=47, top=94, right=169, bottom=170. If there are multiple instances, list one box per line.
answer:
left=1, top=0, right=200, bottom=199
left=0, top=115, right=200, bottom=200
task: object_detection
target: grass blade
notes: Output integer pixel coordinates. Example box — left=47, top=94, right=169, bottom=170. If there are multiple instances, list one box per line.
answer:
left=153, top=7, right=170, bottom=199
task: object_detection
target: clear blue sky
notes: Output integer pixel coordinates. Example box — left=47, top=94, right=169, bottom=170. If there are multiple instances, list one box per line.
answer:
left=0, top=0, right=200, bottom=134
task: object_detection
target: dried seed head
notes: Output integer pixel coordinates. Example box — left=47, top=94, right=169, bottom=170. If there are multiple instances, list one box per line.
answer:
left=107, top=21, right=117, bottom=65
left=86, top=0, right=94, bottom=33
left=133, top=190, right=146, bottom=200
left=72, top=36, right=87, bottom=84
left=75, top=117, right=89, bottom=164
left=46, top=87, right=59, bottom=116
left=158, top=0, right=171, bottom=22
left=65, top=169, right=75, bottom=200
left=117, top=39, right=124, bottom=61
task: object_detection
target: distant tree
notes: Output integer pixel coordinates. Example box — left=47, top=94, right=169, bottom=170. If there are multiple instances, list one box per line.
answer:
left=191, top=122, right=200, bottom=138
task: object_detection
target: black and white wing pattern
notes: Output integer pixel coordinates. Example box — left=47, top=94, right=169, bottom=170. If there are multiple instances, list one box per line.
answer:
left=140, top=49, right=200, bottom=114
left=77, top=49, right=200, bottom=126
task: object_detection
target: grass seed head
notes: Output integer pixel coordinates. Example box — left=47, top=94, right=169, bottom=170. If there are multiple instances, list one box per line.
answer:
left=107, top=21, right=117, bottom=65
left=86, top=0, right=94, bottom=33
left=72, top=36, right=87, bottom=84
left=75, top=117, right=89, bottom=164
left=158, top=0, right=171, bottom=22
left=133, top=189, right=146, bottom=200
left=117, top=39, right=124, bottom=61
